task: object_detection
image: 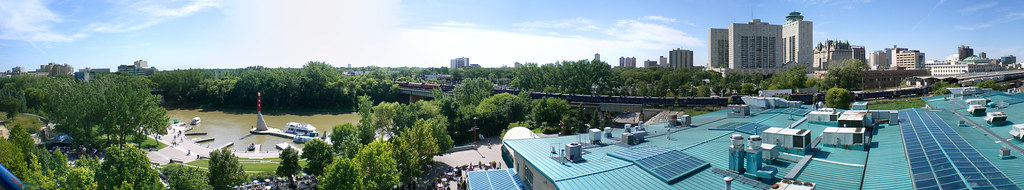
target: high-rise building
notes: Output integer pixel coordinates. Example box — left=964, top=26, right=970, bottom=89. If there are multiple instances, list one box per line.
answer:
left=852, top=45, right=866, bottom=63
left=618, top=57, right=636, bottom=68
left=708, top=19, right=784, bottom=74
left=594, top=53, right=601, bottom=61
left=979, top=52, right=987, bottom=59
left=11, top=66, right=25, bottom=73
left=782, top=12, right=813, bottom=66
left=708, top=28, right=730, bottom=68
left=1001, top=55, right=1016, bottom=67
left=669, top=48, right=694, bottom=69
left=118, top=60, right=157, bottom=76
left=891, top=49, right=925, bottom=70
left=812, top=40, right=853, bottom=70
left=659, top=56, right=668, bottom=68
left=37, top=62, right=74, bottom=76
left=958, top=45, right=974, bottom=61
left=884, top=46, right=908, bottom=65
left=644, top=60, right=659, bottom=68
left=450, top=57, right=470, bottom=69
left=868, top=51, right=889, bottom=70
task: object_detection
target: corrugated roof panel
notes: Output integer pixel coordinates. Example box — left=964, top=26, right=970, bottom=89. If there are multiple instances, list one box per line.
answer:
left=862, top=124, right=913, bottom=189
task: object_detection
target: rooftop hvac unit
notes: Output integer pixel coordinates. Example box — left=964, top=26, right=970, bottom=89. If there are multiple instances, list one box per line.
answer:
left=999, top=148, right=1013, bottom=160
left=589, top=128, right=602, bottom=143
left=681, top=115, right=692, bottom=126
left=564, top=143, right=583, bottom=162
left=604, top=127, right=613, bottom=138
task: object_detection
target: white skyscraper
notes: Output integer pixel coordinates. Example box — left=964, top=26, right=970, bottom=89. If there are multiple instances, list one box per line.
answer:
left=783, top=12, right=813, bottom=66
left=708, top=19, right=784, bottom=74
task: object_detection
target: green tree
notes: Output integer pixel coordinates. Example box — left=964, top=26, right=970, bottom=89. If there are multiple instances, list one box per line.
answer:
left=825, top=88, right=852, bottom=109
left=99, top=76, right=169, bottom=145
left=394, top=119, right=440, bottom=183
left=695, top=86, right=712, bottom=97
left=823, top=59, right=868, bottom=90
left=95, top=145, right=163, bottom=190
left=320, top=157, right=363, bottom=190
left=43, top=78, right=104, bottom=146
left=453, top=78, right=494, bottom=106
left=161, top=164, right=212, bottom=190
left=48, top=148, right=70, bottom=187
left=301, top=139, right=335, bottom=176
left=356, top=139, right=399, bottom=190
left=356, top=95, right=376, bottom=144
left=530, top=97, right=570, bottom=130
left=974, top=80, right=1003, bottom=91
left=371, top=102, right=401, bottom=138
left=0, top=88, right=24, bottom=119
left=740, top=83, right=756, bottom=94
left=475, top=93, right=529, bottom=137
left=23, top=87, right=46, bottom=110
left=208, top=148, right=246, bottom=190
left=0, top=139, right=27, bottom=181
left=932, top=81, right=956, bottom=95
left=276, top=147, right=301, bottom=177
left=301, top=61, right=342, bottom=106
left=8, top=124, right=34, bottom=157
left=331, top=123, right=362, bottom=158
left=64, top=167, right=98, bottom=190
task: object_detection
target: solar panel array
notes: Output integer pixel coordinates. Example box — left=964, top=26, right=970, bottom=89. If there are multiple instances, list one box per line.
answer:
left=899, top=110, right=1020, bottom=190
left=709, top=122, right=771, bottom=135
left=735, top=123, right=771, bottom=135
left=608, top=146, right=710, bottom=183
left=466, top=169, right=525, bottom=190
left=1003, top=98, right=1024, bottom=105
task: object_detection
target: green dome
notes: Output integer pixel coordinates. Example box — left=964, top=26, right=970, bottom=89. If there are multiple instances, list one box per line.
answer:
left=786, top=11, right=804, bottom=21
left=963, top=56, right=989, bottom=64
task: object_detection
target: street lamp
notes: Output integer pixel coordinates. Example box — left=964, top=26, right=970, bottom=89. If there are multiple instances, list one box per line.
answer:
left=471, top=117, right=479, bottom=147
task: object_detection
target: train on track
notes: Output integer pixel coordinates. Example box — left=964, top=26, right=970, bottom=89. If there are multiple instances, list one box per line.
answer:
left=395, top=81, right=933, bottom=107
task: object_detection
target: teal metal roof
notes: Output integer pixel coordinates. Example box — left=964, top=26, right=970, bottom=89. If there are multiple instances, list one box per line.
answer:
left=862, top=124, right=913, bottom=189
left=500, top=96, right=1024, bottom=189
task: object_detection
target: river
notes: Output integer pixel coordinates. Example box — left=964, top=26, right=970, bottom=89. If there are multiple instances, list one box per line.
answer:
left=166, top=109, right=360, bottom=152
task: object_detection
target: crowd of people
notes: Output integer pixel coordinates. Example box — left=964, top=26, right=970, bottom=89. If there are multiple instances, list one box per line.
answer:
left=433, top=160, right=503, bottom=190
left=48, top=145, right=104, bottom=160
left=233, top=174, right=318, bottom=190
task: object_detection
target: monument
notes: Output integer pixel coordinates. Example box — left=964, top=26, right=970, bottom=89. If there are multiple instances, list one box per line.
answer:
left=255, top=91, right=269, bottom=131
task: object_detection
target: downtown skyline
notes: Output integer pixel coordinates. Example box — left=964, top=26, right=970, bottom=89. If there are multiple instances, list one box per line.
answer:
left=1, top=0, right=1023, bottom=70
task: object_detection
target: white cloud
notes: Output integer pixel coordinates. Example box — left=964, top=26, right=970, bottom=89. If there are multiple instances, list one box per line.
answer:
left=603, top=19, right=703, bottom=47
left=513, top=18, right=598, bottom=31
left=0, top=0, right=219, bottom=43
left=1007, top=12, right=1024, bottom=20
left=437, top=21, right=477, bottom=27
left=953, top=23, right=994, bottom=31
left=0, top=0, right=79, bottom=42
left=86, top=0, right=221, bottom=33
left=641, top=16, right=676, bottom=22
left=958, top=2, right=998, bottom=15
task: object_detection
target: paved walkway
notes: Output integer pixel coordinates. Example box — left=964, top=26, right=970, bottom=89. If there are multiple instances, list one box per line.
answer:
left=146, top=125, right=282, bottom=165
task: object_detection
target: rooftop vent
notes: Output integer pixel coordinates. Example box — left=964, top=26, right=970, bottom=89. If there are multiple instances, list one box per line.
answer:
left=564, top=143, right=584, bottom=163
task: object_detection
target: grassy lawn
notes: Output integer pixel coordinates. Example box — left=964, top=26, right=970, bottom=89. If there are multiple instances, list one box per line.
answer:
left=184, top=157, right=306, bottom=173
left=1, top=114, right=45, bottom=132
left=868, top=98, right=927, bottom=110
left=676, top=106, right=724, bottom=116
left=140, top=138, right=167, bottom=150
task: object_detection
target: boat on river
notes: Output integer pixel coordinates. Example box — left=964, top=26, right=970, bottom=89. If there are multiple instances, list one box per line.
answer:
left=191, top=117, right=201, bottom=125
left=284, top=122, right=317, bottom=137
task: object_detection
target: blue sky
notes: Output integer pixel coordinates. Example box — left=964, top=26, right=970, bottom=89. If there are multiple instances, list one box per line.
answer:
left=1, top=0, right=1022, bottom=70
